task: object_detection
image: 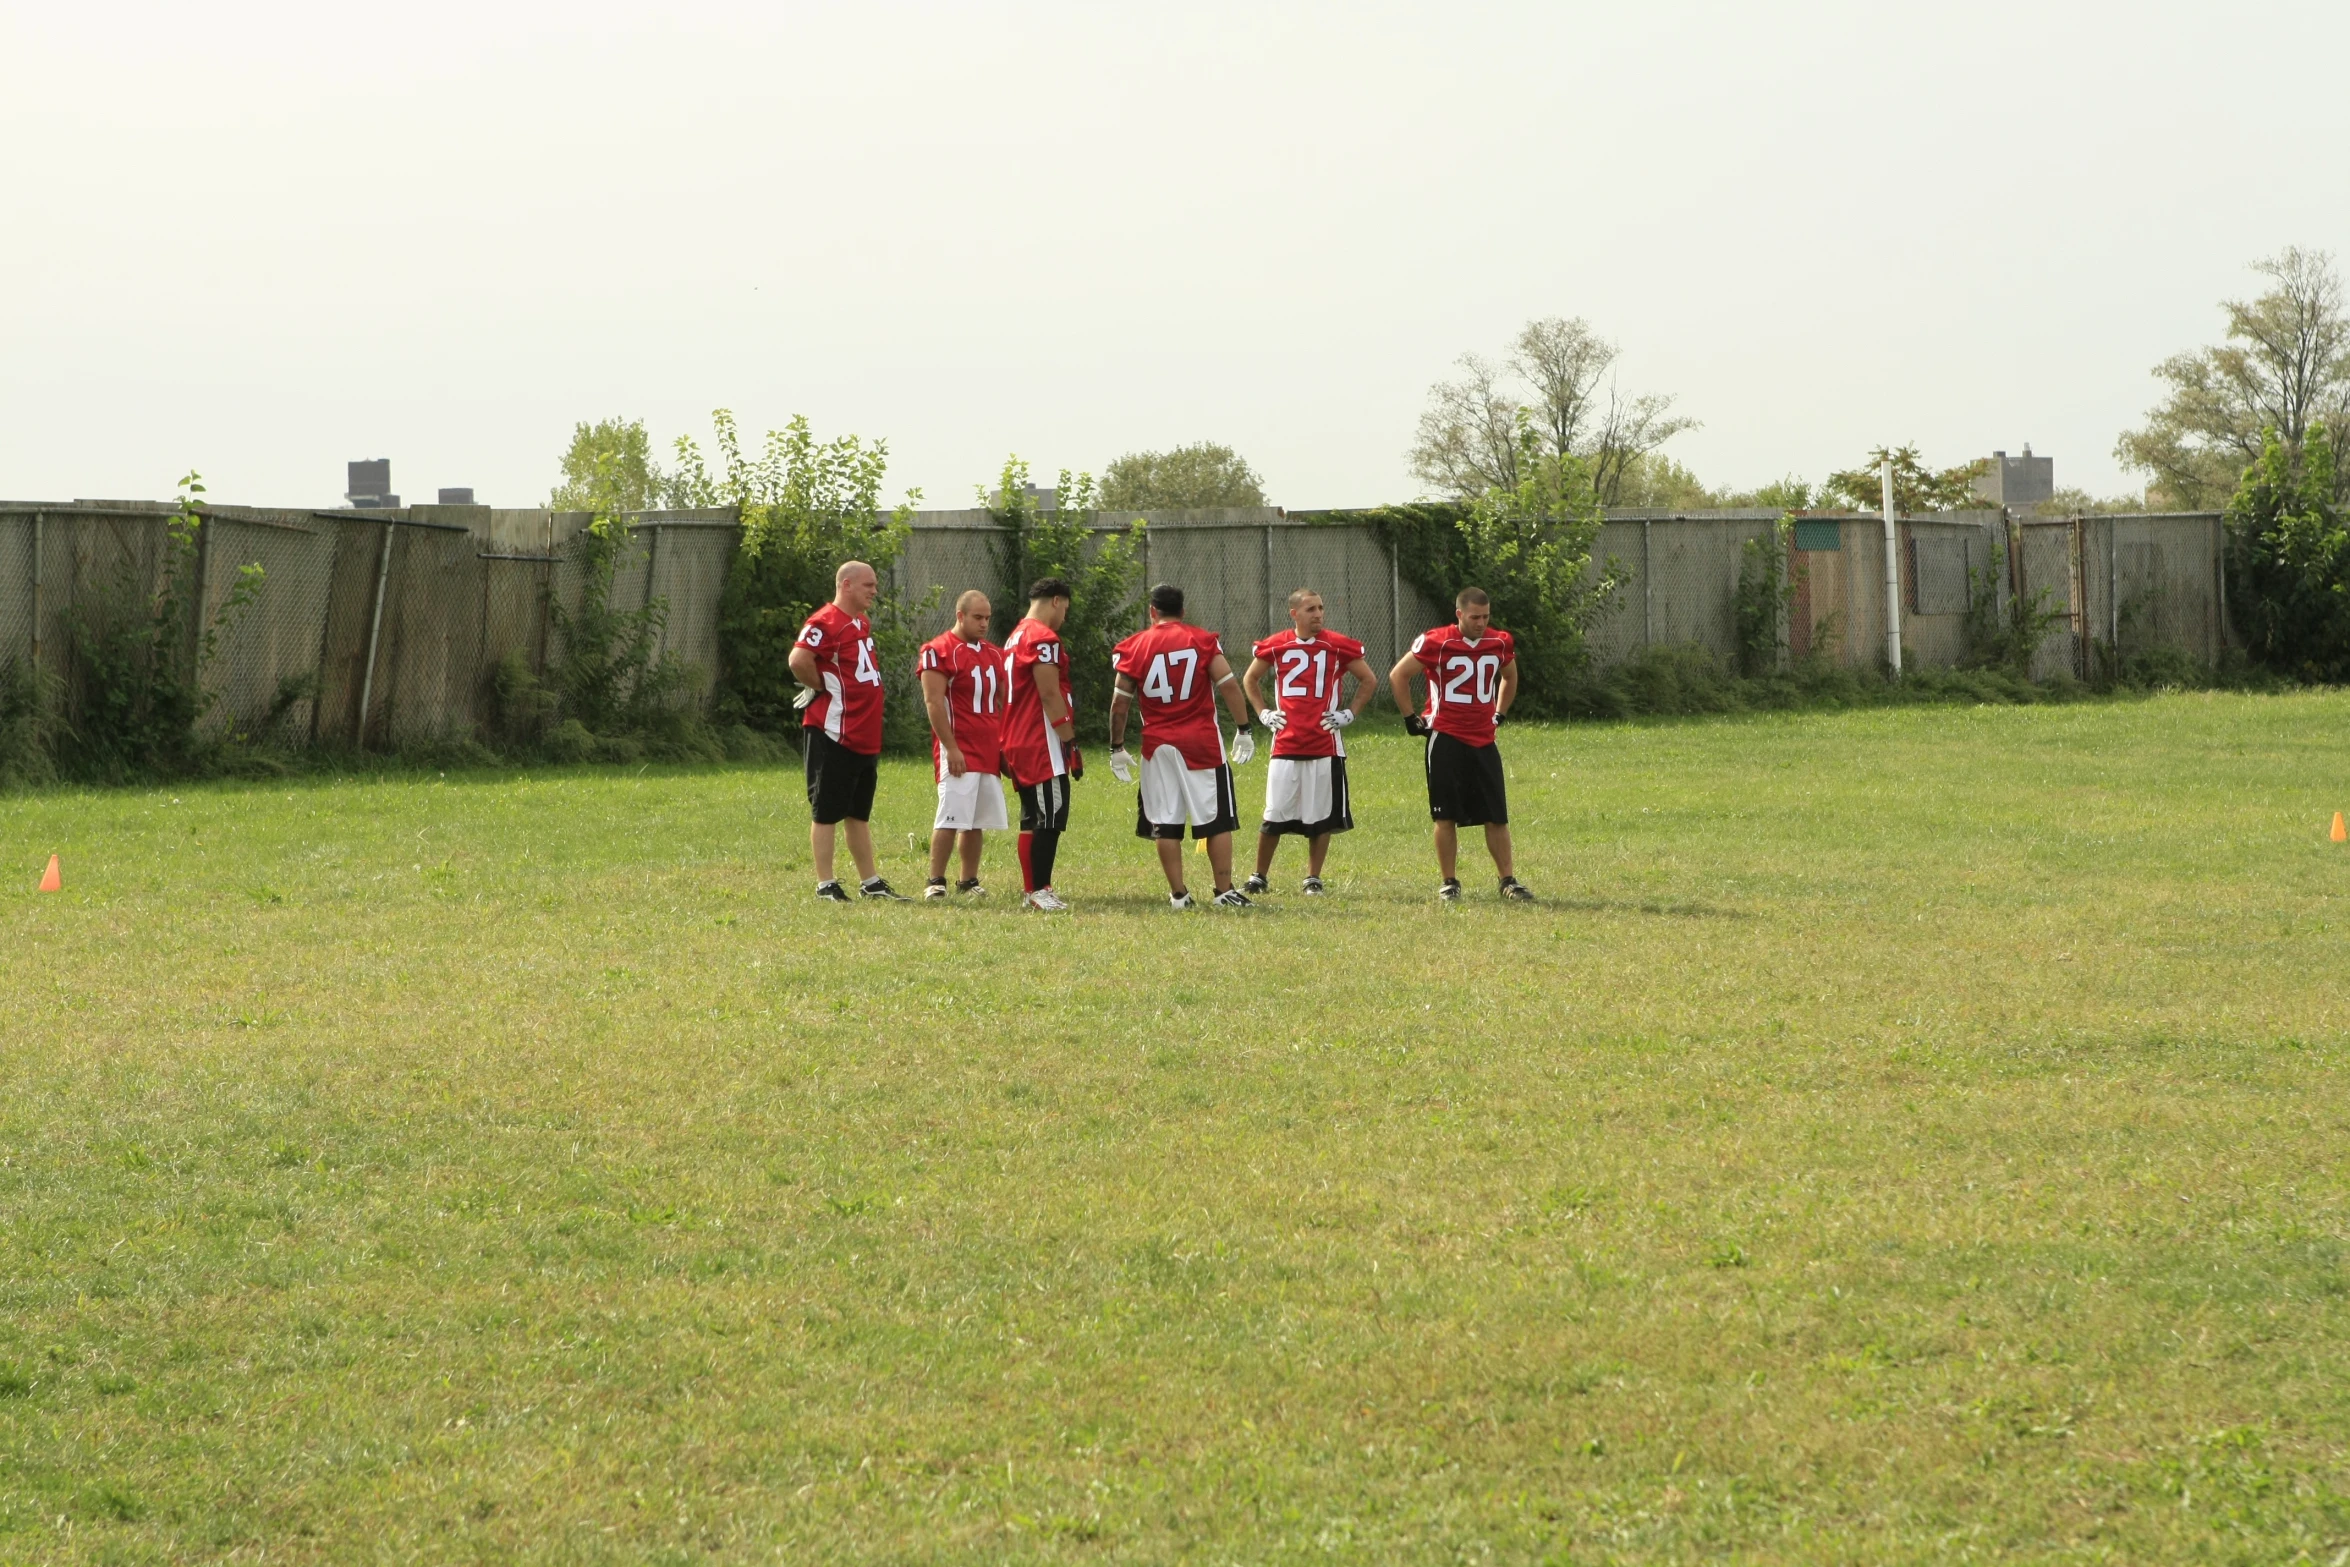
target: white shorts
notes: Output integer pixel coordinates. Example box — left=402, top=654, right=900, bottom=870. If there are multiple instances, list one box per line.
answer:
left=933, top=769, right=1008, bottom=832
left=1261, top=755, right=1353, bottom=836
left=1135, top=744, right=1239, bottom=840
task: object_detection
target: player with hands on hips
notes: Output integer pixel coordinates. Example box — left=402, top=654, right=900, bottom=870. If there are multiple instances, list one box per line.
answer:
left=788, top=561, right=906, bottom=901
left=1389, top=585, right=1535, bottom=904
left=1107, top=583, right=1258, bottom=909
left=1240, top=588, right=1377, bottom=896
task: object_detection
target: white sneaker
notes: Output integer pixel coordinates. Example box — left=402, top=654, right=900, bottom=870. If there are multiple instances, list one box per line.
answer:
left=1301, top=876, right=1325, bottom=895
left=1212, top=888, right=1254, bottom=908
left=1022, top=888, right=1069, bottom=912
left=1241, top=874, right=1269, bottom=895
left=1168, top=891, right=1196, bottom=911
left=923, top=879, right=949, bottom=900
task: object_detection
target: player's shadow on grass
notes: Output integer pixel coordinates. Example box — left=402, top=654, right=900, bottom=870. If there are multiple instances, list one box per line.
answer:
left=1542, top=896, right=1754, bottom=921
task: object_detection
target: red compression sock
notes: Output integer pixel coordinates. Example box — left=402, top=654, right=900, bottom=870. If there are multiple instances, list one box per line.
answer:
left=1018, top=832, right=1036, bottom=892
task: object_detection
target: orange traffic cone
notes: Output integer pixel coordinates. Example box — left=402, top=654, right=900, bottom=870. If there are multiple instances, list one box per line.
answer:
left=2333, top=812, right=2347, bottom=844
left=37, top=854, right=61, bottom=893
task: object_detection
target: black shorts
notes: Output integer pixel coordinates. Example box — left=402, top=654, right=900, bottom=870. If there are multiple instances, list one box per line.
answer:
left=804, top=729, right=879, bottom=825
left=1016, top=773, right=1074, bottom=833
left=1425, top=732, right=1508, bottom=826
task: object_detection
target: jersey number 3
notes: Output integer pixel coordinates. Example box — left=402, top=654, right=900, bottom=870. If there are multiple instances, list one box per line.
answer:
left=1141, top=648, right=1198, bottom=702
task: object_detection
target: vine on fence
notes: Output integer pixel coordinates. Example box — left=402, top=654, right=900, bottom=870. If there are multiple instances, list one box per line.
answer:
left=62, top=473, right=265, bottom=781
left=984, top=457, right=1143, bottom=743
left=1732, top=518, right=1793, bottom=676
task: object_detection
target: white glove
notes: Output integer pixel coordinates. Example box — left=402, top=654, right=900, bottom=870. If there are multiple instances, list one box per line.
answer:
left=1108, top=747, right=1134, bottom=784
left=792, top=685, right=818, bottom=710
left=1257, top=707, right=1285, bottom=732
left=1321, top=707, right=1356, bottom=732
left=1231, top=729, right=1256, bottom=766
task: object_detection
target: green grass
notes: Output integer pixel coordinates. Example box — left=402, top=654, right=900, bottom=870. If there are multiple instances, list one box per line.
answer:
left=4, top=693, right=2348, bottom=1563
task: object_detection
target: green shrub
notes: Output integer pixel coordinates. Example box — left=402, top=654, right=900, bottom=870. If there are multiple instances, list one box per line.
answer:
left=0, top=656, right=60, bottom=789
left=1733, top=520, right=1792, bottom=677
left=2225, top=425, right=2349, bottom=682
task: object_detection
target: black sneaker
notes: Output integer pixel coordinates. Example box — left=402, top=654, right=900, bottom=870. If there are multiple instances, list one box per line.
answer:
left=923, top=877, right=949, bottom=900
left=1212, top=887, right=1254, bottom=909
left=1241, top=874, right=1269, bottom=895
left=1499, top=876, right=1535, bottom=903
left=815, top=880, right=851, bottom=903
left=1301, top=876, right=1325, bottom=896
left=956, top=878, right=985, bottom=897
left=1438, top=878, right=1462, bottom=904
left=860, top=878, right=908, bottom=901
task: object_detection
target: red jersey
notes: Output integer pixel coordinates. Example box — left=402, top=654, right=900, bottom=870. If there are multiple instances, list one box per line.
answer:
left=1112, top=620, right=1228, bottom=769
left=918, top=630, right=1006, bottom=780
left=1001, top=616, right=1073, bottom=787
left=1412, top=623, right=1517, bottom=747
left=1251, top=628, right=1366, bottom=760
left=797, top=602, right=884, bottom=755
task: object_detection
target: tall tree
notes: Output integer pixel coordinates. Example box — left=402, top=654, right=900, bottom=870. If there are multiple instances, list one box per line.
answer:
left=549, top=418, right=664, bottom=512
left=2116, top=248, right=2350, bottom=509
left=1410, top=317, right=1695, bottom=504
left=1099, top=442, right=1266, bottom=509
left=1820, top=446, right=1988, bottom=515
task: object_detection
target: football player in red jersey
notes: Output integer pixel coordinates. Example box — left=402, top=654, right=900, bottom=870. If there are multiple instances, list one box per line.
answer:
left=1240, top=588, right=1377, bottom=895
left=787, top=561, right=906, bottom=901
left=917, top=589, right=1007, bottom=899
left=1106, top=583, right=1258, bottom=909
left=1001, top=577, right=1082, bottom=912
left=1387, top=585, right=1535, bottom=903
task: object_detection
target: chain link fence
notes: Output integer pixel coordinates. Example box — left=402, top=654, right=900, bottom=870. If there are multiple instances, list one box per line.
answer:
left=0, top=499, right=2236, bottom=754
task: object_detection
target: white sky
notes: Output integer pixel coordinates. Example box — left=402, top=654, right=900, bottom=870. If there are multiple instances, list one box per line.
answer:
left=4, top=1, right=2344, bottom=511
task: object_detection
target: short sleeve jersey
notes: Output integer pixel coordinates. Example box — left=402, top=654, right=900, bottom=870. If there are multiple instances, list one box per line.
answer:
left=1001, top=616, right=1073, bottom=787
left=918, top=630, right=1006, bottom=778
left=1250, top=628, right=1367, bottom=760
left=1412, top=624, right=1517, bottom=748
left=1112, top=621, right=1229, bottom=770
left=797, top=602, right=885, bottom=755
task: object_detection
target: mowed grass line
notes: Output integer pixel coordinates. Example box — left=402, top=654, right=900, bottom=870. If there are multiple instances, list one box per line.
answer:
left=2, top=692, right=2347, bottom=1563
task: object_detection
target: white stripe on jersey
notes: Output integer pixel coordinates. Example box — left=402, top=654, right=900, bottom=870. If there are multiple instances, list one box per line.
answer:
left=823, top=672, right=844, bottom=740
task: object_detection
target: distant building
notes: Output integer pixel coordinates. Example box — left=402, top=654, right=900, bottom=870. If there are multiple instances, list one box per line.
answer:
left=346, top=459, right=400, bottom=509
left=436, top=488, right=476, bottom=505
left=1972, top=446, right=2053, bottom=511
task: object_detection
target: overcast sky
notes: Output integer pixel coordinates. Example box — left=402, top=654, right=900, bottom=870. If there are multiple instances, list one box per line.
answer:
left=5, top=1, right=2344, bottom=512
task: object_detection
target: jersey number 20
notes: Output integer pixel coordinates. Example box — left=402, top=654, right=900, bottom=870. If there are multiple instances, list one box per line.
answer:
left=1441, top=654, right=1499, bottom=704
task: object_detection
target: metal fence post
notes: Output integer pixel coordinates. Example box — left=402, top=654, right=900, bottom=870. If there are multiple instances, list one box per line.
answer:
left=1262, top=522, right=1274, bottom=640
left=29, top=511, right=42, bottom=672
left=1389, top=539, right=1400, bottom=666
left=356, top=520, right=395, bottom=747
left=1641, top=519, right=1653, bottom=646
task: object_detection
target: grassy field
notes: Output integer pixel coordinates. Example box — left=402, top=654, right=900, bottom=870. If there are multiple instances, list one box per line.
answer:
left=3, top=693, right=2348, bottom=1564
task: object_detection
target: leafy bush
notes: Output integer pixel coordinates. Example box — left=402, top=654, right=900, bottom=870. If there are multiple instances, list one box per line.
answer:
left=1959, top=535, right=2066, bottom=677
left=2226, top=425, right=2349, bottom=681
left=669, top=411, right=930, bottom=752
left=60, top=474, right=265, bottom=782
left=0, top=656, right=60, bottom=789
left=1733, top=519, right=1792, bottom=676
left=986, top=458, right=1143, bottom=743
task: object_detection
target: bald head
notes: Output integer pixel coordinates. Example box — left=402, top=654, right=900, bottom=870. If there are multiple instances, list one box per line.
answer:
left=834, top=560, right=879, bottom=616
left=952, top=588, right=992, bottom=641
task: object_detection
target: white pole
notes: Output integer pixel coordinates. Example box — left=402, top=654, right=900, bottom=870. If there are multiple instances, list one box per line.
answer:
left=1880, top=453, right=1902, bottom=673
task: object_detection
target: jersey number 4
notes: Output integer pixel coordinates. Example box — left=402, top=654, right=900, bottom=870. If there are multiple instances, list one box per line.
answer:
left=1141, top=648, right=1198, bottom=702
left=1440, top=654, right=1499, bottom=704
left=853, top=639, right=882, bottom=686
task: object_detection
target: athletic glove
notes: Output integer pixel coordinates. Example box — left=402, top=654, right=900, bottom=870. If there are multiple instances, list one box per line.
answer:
left=1231, top=729, right=1256, bottom=766
left=1257, top=707, right=1285, bottom=732
left=792, top=685, right=818, bottom=710
left=1108, top=746, right=1134, bottom=784
left=1404, top=714, right=1432, bottom=737
left=1321, top=707, right=1357, bottom=733
left=1493, top=709, right=1508, bottom=727
left=1067, top=746, right=1084, bottom=781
